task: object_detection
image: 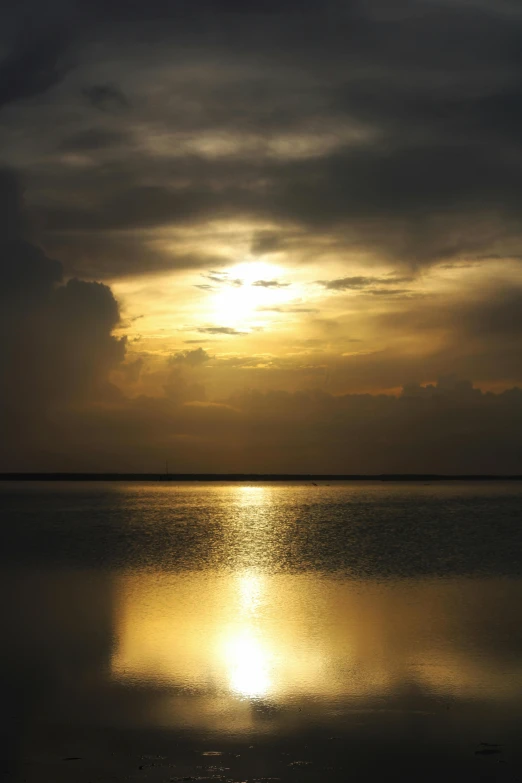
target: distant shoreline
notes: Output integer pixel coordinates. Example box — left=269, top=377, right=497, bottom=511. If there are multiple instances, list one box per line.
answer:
left=1, top=473, right=522, bottom=482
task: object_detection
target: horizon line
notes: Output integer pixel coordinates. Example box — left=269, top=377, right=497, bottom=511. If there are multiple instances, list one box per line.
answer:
left=1, top=472, right=522, bottom=482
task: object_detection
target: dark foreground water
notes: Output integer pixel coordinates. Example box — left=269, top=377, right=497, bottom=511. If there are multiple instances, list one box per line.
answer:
left=1, top=481, right=522, bottom=782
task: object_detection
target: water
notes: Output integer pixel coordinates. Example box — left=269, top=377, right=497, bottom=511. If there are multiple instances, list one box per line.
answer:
left=1, top=481, right=522, bottom=781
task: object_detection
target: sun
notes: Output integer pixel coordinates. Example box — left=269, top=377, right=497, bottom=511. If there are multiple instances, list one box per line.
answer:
left=210, top=259, right=292, bottom=328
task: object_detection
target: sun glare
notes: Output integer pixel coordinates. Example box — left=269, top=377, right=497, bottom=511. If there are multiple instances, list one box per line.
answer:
left=210, top=259, right=293, bottom=328
left=223, top=627, right=273, bottom=698
left=222, top=571, right=272, bottom=698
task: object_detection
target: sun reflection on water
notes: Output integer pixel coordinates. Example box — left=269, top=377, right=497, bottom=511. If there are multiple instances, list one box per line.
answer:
left=238, top=571, right=263, bottom=614
left=109, top=485, right=522, bottom=734
left=221, top=571, right=272, bottom=698
left=219, top=493, right=274, bottom=698
left=223, top=627, right=272, bottom=698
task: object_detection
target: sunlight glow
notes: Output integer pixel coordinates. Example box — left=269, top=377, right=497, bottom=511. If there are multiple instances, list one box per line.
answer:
left=110, top=566, right=522, bottom=736
left=238, top=571, right=263, bottom=613
left=223, top=627, right=273, bottom=698
left=221, top=571, right=271, bottom=698
left=210, top=259, right=293, bottom=328
left=235, top=483, right=272, bottom=506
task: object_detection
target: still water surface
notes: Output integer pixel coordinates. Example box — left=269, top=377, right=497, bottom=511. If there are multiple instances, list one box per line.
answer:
left=1, top=481, right=522, bottom=781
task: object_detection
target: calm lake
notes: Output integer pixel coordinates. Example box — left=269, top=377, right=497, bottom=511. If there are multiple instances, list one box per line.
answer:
left=1, top=481, right=522, bottom=782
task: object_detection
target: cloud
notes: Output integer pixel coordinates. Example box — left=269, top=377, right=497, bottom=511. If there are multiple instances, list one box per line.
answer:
left=0, top=168, right=125, bottom=457
left=6, top=0, right=522, bottom=279
left=59, top=128, right=130, bottom=152
left=213, top=354, right=268, bottom=368
left=40, top=183, right=221, bottom=233
left=196, top=326, right=246, bottom=335
left=250, top=232, right=283, bottom=255
left=460, top=285, right=522, bottom=338
left=5, top=1, right=522, bottom=472
left=13, top=376, right=522, bottom=473
left=0, top=30, right=70, bottom=109
left=44, top=235, right=227, bottom=281
left=169, top=347, right=211, bottom=366
left=0, top=171, right=63, bottom=292
left=203, top=271, right=243, bottom=287
left=379, top=283, right=522, bottom=341
left=256, top=304, right=319, bottom=313
left=162, top=360, right=207, bottom=403
left=82, top=84, right=129, bottom=111
left=2, top=161, right=522, bottom=473
left=116, top=357, right=144, bottom=384
left=320, top=276, right=373, bottom=291
left=320, top=276, right=411, bottom=291
left=368, top=288, right=413, bottom=297
left=252, top=279, right=290, bottom=288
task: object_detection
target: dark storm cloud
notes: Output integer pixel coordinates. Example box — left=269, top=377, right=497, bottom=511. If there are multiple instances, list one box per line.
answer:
left=0, top=170, right=62, bottom=291
left=44, top=232, right=228, bottom=280
left=379, top=284, right=522, bottom=341
left=219, top=381, right=522, bottom=474
left=82, top=84, right=130, bottom=111
left=3, top=159, right=522, bottom=472
left=40, top=184, right=222, bottom=232
left=29, top=377, right=522, bottom=473
left=356, top=283, right=522, bottom=387
left=0, top=29, right=71, bottom=108
left=6, top=0, right=522, bottom=471
left=10, top=0, right=522, bottom=275
left=461, top=286, right=522, bottom=338
left=35, top=142, right=522, bottom=273
left=0, top=169, right=125, bottom=454
left=206, top=0, right=312, bottom=12
left=268, top=146, right=522, bottom=264
left=59, top=128, right=130, bottom=152
left=36, top=140, right=522, bottom=269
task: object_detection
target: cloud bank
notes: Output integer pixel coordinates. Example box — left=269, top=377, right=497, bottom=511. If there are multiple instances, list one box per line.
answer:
left=2, top=2, right=522, bottom=471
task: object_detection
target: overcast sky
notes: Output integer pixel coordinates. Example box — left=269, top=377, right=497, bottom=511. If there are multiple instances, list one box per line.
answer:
left=2, top=0, right=522, bottom=472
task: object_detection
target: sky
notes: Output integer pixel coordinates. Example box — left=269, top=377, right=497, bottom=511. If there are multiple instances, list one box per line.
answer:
left=2, top=0, right=522, bottom=472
